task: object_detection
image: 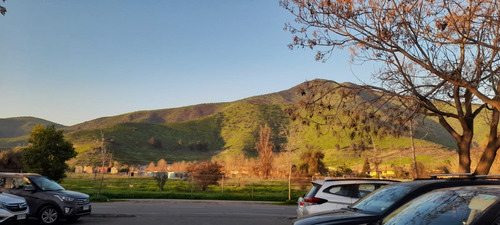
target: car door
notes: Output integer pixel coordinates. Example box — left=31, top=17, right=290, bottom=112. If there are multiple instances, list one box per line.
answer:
left=3, top=177, right=41, bottom=215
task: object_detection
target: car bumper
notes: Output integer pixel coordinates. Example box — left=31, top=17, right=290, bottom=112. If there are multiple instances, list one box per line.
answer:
left=0, top=208, right=29, bottom=224
left=62, top=204, right=91, bottom=217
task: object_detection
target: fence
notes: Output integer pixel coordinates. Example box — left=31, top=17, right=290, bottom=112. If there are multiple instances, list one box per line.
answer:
left=61, top=173, right=319, bottom=201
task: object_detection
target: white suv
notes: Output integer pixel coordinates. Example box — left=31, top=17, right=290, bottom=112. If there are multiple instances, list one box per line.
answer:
left=297, top=178, right=398, bottom=217
left=0, top=192, right=29, bottom=224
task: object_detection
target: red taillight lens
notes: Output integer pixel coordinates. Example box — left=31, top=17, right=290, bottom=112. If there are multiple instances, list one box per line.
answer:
left=303, top=197, right=324, bottom=204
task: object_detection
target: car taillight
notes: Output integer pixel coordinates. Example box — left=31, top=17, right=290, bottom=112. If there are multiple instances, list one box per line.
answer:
left=303, top=197, right=327, bottom=205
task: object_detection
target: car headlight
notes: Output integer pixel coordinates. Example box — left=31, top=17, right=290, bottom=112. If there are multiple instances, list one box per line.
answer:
left=55, top=195, right=75, bottom=202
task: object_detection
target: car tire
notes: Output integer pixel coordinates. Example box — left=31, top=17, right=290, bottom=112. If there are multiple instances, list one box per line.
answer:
left=38, top=205, right=60, bottom=224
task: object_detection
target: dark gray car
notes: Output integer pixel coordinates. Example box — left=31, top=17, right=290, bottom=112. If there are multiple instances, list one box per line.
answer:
left=293, top=176, right=500, bottom=225
left=0, top=173, right=91, bottom=224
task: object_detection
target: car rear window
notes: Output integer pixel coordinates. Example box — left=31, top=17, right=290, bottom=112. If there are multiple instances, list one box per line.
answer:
left=305, top=183, right=322, bottom=199
left=323, top=185, right=353, bottom=197
left=352, top=184, right=416, bottom=214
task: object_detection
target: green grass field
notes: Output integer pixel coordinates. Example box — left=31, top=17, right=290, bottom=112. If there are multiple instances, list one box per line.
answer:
left=60, top=173, right=308, bottom=203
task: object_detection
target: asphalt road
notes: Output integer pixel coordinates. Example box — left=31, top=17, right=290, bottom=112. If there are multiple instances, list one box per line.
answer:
left=57, top=199, right=297, bottom=225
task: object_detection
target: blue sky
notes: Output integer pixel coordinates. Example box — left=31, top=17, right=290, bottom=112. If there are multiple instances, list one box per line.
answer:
left=0, top=0, right=374, bottom=126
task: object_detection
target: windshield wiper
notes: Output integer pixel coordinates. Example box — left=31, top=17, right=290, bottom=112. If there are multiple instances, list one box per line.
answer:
left=346, top=206, right=359, bottom=211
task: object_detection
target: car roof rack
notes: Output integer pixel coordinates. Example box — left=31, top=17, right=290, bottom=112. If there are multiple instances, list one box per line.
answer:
left=475, top=175, right=500, bottom=179
left=430, top=173, right=500, bottom=179
left=430, top=173, right=474, bottom=179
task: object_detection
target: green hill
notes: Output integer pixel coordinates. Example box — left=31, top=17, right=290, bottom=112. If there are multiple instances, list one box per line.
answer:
left=0, top=80, right=472, bottom=171
left=0, top=117, right=65, bottom=149
left=64, top=83, right=303, bottom=133
left=0, top=117, right=65, bottom=138
left=66, top=102, right=291, bottom=165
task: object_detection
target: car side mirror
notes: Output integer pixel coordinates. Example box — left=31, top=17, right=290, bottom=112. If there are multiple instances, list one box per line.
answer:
left=24, top=186, right=35, bottom=192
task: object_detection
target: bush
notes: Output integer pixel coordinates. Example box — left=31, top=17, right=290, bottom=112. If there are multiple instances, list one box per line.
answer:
left=187, top=161, right=223, bottom=191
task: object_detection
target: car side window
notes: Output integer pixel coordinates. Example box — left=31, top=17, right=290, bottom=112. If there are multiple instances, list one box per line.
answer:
left=323, top=185, right=354, bottom=198
left=2, top=178, right=15, bottom=189
left=11, top=178, right=31, bottom=189
left=357, top=184, right=384, bottom=198
left=0, top=178, right=6, bottom=190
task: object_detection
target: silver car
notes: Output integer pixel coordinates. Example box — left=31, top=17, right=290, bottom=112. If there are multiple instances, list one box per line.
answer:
left=0, top=192, right=29, bottom=224
left=297, top=178, right=398, bottom=217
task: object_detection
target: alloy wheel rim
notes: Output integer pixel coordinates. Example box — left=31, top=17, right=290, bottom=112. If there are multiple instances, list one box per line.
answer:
left=41, top=208, right=58, bottom=223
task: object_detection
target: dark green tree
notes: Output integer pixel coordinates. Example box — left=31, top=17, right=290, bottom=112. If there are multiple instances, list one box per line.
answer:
left=22, top=125, right=77, bottom=182
left=299, top=150, right=327, bottom=175
left=0, top=148, right=23, bottom=171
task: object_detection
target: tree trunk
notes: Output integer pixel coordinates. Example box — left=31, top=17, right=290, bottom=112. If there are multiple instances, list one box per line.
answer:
left=475, top=108, right=500, bottom=175
left=475, top=144, right=499, bottom=175
left=457, top=138, right=472, bottom=173
left=437, top=114, right=474, bottom=174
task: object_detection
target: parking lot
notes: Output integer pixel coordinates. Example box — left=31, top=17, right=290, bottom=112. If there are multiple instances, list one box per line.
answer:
left=43, top=199, right=296, bottom=225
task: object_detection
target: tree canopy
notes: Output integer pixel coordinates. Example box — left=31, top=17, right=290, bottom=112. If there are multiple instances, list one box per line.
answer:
left=0, top=0, right=6, bottom=16
left=186, top=161, right=223, bottom=191
left=22, top=125, right=77, bottom=181
left=282, top=0, right=500, bottom=174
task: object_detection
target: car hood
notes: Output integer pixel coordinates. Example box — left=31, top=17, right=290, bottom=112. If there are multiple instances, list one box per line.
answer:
left=294, top=209, right=379, bottom=225
left=45, top=190, right=89, bottom=198
left=0, top=192, right=26, bottom=204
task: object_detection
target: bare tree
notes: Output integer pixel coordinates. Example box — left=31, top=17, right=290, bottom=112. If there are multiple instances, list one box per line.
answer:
left=281, top=0, right=500, bottom=174
left=256, top=124, right=274, bottom=179
left=97, top=131, right=112, bottom=195
left=186, top=161, right=223, bottom=191
left=280, top=124, right=300, bottom=201
left=152, top=172, right=168, bottom=191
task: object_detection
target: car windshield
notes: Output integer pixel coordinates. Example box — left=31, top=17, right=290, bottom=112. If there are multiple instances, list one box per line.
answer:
left=383, top=187, right=500, bottom=225
left=30, top=176, right=65, bottom=191
left=351, top=184, right=416, bottom=214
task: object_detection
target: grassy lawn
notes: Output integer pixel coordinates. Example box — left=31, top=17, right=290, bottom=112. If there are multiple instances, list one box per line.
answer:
left=60, top=173, right=308, bottom=203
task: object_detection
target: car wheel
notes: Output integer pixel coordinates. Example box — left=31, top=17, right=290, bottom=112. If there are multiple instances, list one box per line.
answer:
left=38, top=205, right=60, bottom=224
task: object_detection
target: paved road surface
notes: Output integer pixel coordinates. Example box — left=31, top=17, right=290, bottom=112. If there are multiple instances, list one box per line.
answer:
left=49, top=199, right=297, bottom=225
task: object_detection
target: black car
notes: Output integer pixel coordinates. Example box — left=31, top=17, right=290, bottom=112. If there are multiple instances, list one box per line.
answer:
left=383, top=185, right=500, bottom=225
left=0, top=173, right=91, bottom=224
left=293, top=175, right=500, bottom=225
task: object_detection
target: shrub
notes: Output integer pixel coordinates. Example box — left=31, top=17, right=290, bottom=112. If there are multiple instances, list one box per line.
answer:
left=187, top=161, right=223, bottom=191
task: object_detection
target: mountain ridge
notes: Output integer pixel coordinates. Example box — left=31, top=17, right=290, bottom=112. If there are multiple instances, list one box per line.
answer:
left=0, top=80, right=462, bottom=172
